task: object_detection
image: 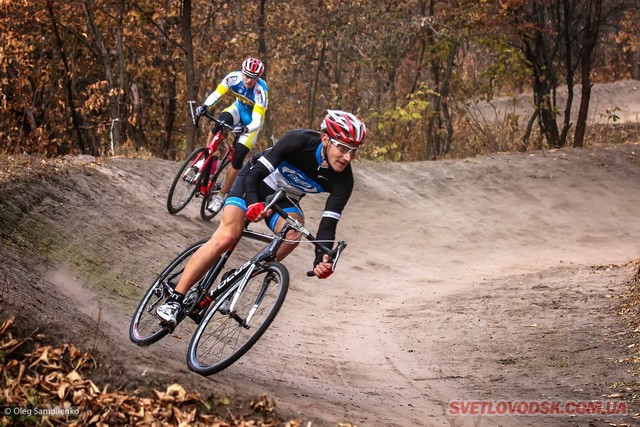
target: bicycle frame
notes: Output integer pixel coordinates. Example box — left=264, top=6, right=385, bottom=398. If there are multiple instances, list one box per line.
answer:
left=180, top=189, right=347, bottom=326
left=181, top=225, right=287, bottom=326
left=166, top=105, right=244, bottom=219
left=188, top=110, right=239, bottom=196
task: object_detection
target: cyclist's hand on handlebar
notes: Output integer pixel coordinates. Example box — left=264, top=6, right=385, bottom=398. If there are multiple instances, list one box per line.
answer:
left=195, top=105, right=208, bottom=119
left=245, top=202, right=270, bottom=222
left=233, top=124, right=247, bottom=135
left=313, top=254, right=334, bottom=279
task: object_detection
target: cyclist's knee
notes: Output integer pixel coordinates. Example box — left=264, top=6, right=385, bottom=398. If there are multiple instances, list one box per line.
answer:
left=212, top=206, right=245, bottom=249
left=210, top=112, right=234, bottom=134
left=285, top=229, right=302, bottom=243
left=232, top=144, right=250, bottom=169
left=210, top=228, right=239, bottom=252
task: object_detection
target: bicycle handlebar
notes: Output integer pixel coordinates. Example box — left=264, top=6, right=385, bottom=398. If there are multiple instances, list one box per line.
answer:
left=191, top=106, right=245, bottom=137
left=197, top=110, right=239, bottom=132
left=264, top=190, right=347, bottom=277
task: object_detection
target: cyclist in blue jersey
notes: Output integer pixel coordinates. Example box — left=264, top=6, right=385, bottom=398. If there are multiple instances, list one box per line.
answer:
left=194, top=57, right=268, bottom=214
left=157, top=110, right=367, bottom=326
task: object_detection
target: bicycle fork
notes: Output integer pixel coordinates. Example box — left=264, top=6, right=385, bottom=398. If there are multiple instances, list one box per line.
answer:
left=222, top=263, right=277, bottom=329
left=246, top=271, right=277, bottom=324
left=224, top=264, right=256, bottom=329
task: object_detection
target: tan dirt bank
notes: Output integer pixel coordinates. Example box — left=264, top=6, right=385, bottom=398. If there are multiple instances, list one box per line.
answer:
left=1, top=140, right=640, bottom=427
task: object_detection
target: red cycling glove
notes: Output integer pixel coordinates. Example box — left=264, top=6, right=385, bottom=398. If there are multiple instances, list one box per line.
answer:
left=314, top=254, right=334, bottom=279
left=245, top=202, right=265, bottom=222
left=316, top=266, right=334, bottom=279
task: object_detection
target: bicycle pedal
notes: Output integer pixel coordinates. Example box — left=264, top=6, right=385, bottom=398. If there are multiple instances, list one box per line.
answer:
left=159, top=320, right=176, bottom=333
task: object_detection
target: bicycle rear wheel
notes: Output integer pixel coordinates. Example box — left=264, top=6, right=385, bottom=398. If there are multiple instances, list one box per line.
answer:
left=167, top=147, right=209, bottom=215
left=187, top=262, right=289, bottom=375
left=200, top=155, right=232, bottom=221
left=129, top=240, right=206, bottom=346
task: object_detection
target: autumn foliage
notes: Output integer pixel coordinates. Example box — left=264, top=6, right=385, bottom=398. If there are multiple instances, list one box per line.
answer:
left=0, top=317, right=303, bottom=426
left=1, top=0, right=638, bottom=160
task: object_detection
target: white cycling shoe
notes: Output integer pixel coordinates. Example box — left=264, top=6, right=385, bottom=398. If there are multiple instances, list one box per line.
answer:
left=156, top=301, right=181, bottom=325
left=208, top=193, right=226, bottom=213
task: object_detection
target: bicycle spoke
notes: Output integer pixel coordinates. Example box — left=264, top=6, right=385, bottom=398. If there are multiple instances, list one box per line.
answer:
left=187, top=262, right=289, bottom=375
left=167, top=148, right=208, bottom=215
left=129, top=241, right=206, bottom=346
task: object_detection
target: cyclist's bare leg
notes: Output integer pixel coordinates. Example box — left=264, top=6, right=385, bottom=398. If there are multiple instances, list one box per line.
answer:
left=174, top=205, right=246, bottom=295
left=273, top=212, right=303, bottom=261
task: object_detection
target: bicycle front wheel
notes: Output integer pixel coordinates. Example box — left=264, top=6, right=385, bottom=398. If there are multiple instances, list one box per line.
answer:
left=200, top=155, right=232, bottom=221
left=167, top=147, right=209, bottom=215
left=129, top=240, right=206, bottom=346
left=187, top=262, right=289, bottom=375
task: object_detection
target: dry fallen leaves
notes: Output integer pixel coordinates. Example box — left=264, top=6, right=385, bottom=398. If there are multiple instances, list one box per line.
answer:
left=0, top=317, right=304, bottom=426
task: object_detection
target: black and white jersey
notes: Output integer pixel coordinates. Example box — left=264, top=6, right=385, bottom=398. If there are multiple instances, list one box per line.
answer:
left=244, top=128, right=354, bottom=245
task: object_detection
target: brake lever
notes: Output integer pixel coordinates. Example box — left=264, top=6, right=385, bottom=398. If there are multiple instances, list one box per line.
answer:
left=331, top=241, right=347, bottom=271
left=265, top=189, right=286, bottom=213
left=306, top=240, right=347, bottom=277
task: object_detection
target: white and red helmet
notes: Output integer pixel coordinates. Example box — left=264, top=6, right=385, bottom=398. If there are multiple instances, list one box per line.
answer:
left=321, top=110, right=367, bottom=146
left=242, top=57, right=265, bottom=78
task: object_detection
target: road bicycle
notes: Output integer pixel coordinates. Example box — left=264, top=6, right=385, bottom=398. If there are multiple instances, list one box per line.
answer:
left=166, top=109, right=241, bottom=221
left=129, top=189, right=347, bottom=375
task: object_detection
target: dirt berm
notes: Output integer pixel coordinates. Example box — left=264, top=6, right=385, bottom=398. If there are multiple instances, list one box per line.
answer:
left=1, top=142, right=640, bottom=426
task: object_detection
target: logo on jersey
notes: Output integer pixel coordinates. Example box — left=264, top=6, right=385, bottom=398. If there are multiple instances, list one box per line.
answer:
left=225, top=75, right=240, bottom=85
left=280, top=166, right=321, bottom=192
left=235, top=93, right=254, bottom=106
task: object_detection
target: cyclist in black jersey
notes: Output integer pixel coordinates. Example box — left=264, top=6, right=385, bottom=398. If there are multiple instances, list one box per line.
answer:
left=157, top=110, right=367, bottom=325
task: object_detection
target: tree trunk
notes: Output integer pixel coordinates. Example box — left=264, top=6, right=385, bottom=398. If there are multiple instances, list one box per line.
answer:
left=574, top=0, right=602, bottom=148
left=83, top=0, right=125, bottom=155
left=308, top=40, right=326, bottom=128
left=129, top=83, right=147, bottom=149
left=535, top=79, right=561, bottom=148
left=115, top=0, right=129, bottom=151
left=257, top=0, right=272, bottom=141
left=159, top=10, right=178, bottom=158
left=426, top=42, right=457, bottom=160
left=559, top=0, right=575, bottom=147
left=424, top=0, right=438, bottom=160
left=45, top=0, right=93, bottom=155
left=523, top=110, right=539, bottom=150
left=409, top=0, right=428, bottom=95
left=519, top=0, right=561, bottom=148
left=635, top=6, right=640, bottom=80
left=182, top=0, right=197, bottom=155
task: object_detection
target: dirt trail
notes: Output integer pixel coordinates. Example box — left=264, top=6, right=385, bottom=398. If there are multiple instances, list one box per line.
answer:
left=1, top=142, right=640, bottom=427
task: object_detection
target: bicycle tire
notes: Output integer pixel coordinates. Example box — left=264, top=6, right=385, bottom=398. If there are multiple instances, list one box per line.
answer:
left=186, top=262, right=289, bottom=375
left=129, top=240, right=206, bottom=346
left=200, top=155, right=232, bottom=221
left=167, top=147, right=209, bottom=215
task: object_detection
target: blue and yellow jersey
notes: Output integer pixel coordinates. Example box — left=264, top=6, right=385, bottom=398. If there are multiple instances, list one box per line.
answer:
left=204, top=71, right=268, bottom=132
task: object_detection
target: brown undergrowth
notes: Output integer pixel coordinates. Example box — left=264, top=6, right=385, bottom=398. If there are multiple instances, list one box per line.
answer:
left=0, top=317, right=307, bottom=427
left=616, top=260, right=640, bottom=409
